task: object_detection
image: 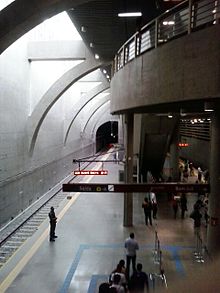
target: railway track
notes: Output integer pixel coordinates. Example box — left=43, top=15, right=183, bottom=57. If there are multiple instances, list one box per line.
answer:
left=0, top=151, right=114, bottom=269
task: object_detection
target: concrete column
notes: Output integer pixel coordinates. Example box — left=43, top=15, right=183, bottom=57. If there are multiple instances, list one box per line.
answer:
left=124, top=113, right=134, bottom=227
left=170, top=121, right=180, bottom=181
left=207, top=108, right=220, bottom=256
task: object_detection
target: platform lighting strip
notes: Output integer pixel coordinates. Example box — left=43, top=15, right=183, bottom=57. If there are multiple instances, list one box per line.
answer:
left=118, top=12, right=142, bottom=17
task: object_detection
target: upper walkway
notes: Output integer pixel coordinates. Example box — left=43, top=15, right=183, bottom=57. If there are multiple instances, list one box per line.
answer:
left=111, top=0, right=220, bottom=114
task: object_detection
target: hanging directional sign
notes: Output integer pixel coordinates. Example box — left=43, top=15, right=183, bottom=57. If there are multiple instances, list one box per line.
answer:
left=74, top=170, right=108, bottom=175
left=63, top=183, right=109, bottom=192
left=63, top=183, right=210, bottom=193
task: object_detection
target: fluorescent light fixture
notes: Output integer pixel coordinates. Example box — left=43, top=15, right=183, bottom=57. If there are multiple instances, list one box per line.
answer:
left=163, top=21, right=175, bottom=25
left=168, top=114, right=173, bottom=118
left=180, top=108, right=187, bottom=117
left=81, top=26, right=86, bottom=32
left=95, top=54, right=100, bottom=59
left=90, top=42, right=94, bottom=48
left=118, top=12, right=142, bottom=17
left=106, top=74, right=110, bottom=79
left=204, top=102, right=214, bottom=112
left=103, top=69, right=107, bottom=74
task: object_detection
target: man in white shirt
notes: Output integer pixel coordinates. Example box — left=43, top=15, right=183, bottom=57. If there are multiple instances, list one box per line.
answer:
left=110, top=274, right=125, bottom=293
left=124, top=232, right=139, bottom=279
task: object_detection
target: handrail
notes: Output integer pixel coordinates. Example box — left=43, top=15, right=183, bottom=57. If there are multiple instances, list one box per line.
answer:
left=113, top=0, right=219, bottom=75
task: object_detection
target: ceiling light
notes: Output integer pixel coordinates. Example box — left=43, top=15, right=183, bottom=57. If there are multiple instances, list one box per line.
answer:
left=118, top=12, right=142, bottom=17
left=89, top=42, right=94, bottom=48
left=106, top=74, right=110, bottom=79
left=168, top=113, right=173, bottom=118
left=95, top=54, right=100, bottom=59
left=103, top=69, right=107, bottom=74
left=204, top=101, right=214, bottom=112
left=180, top=108, right=187, bottom=117
left=81, top=26, right=86, bottom=32
left=163, top=21, right=175, bottom=25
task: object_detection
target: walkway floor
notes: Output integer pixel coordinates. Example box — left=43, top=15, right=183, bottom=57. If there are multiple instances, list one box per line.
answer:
left=0, top=152, right=211, bottom=293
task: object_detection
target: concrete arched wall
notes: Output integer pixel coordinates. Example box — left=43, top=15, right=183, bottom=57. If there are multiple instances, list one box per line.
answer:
left=64, top=82, right=109, bottom=145
left=28, top=58, right=102, bottom=155
left=82, top=96, right=110, bottom=133
left=111, top=25, right=220, bottom=113
left=0, top=0, right=94, bottom=54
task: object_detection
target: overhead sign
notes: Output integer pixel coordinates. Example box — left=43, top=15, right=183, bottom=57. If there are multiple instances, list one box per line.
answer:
left=63, top=183, right=109, bottom=192
left=63, top=183, right=210, bottom=193
left=74, top=170, right=108, bottom=175
left=179, top=143, right=189, bottom=147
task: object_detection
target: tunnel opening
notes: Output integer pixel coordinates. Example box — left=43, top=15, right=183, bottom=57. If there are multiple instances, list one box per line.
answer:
left=96, top=121, right=118, bottom=153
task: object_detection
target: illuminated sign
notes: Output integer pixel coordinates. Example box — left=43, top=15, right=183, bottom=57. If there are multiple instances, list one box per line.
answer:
left=179, top=143, right=189, bottom=147
left=74, top=170, right=108, bottom=175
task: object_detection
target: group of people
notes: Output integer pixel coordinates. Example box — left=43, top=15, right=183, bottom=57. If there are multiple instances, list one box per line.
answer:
left=142, top=190, right=158, bottom=226
left=99, top=233, right=149, bottom=293
left=179, top=160, right=210, bottom=183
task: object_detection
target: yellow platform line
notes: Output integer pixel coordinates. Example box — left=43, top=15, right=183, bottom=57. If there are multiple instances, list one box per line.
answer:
left=0, top=151, right=112, bottom=292
left=0, top=192, right=80, bottom=292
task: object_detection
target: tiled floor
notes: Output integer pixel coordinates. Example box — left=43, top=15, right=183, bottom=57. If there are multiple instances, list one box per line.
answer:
left=0, top=154, right=211, bottom=293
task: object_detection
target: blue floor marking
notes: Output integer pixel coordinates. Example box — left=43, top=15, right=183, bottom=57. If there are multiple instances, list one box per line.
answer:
left=87, top=275, right=108, bottom=293
left=59, top=245, right=85, bottom=293
left=59, top=243, right=194, bottom=293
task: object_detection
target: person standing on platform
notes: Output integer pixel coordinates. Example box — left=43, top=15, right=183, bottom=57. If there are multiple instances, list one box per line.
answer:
left=180, top=193, right=187, bottom=219
left=172, top=196, right=179, bottom=219
left=149, top=190, right=157, bottom=219
left=142, top=197, right=152, bottom=225
left=124, top=233, right=139, bottom=280
left=128, top=263, right=149, bottom=292
left=190, top=206, right=202, bottom=234
left=152, top=200, right=158, bottom=219
left=110, top=274, right=125, bottom=293
left=197, top=167, right=202, bottom=182
left=48, top=206, right=57, bottom=241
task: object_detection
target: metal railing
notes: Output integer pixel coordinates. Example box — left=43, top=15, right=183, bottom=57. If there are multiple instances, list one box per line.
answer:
left=151, top=230, right=167, bottom=290
left=113, top=0, right=220, bottom=74
left=180, top=119, right=211, bottom=141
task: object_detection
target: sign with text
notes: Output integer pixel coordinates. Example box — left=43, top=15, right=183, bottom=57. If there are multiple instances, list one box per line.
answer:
left=63, top=183, right=109, bottom=192
left=63, top=183, right=210, bottom=193
left=73, top=170, right=108, bottom=175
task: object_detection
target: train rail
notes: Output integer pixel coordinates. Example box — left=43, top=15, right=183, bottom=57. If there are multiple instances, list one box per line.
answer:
left=0, top=151, right=112, bottom=269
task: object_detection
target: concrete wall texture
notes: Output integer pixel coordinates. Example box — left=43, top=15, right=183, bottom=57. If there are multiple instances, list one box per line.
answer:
left=0, top=12, right=112, bottom=225
left=111, top=25, right=220, bottom=113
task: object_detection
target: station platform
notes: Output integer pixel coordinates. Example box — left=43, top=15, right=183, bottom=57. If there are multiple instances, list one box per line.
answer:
left=0, top=151, right=211, bottom=293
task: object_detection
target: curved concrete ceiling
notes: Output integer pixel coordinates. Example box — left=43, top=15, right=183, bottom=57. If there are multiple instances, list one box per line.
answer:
left=64, top=81, right=109, bottom=145
left=28, top=57, right=102, bottom=155
left=82, top=96, right=110, bottom=133
left=0, top=0, right=94, bottom=54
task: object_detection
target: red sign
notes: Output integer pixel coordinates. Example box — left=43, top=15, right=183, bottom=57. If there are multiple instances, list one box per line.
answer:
left=74, top=170, right=108, bottom=175
left=179, top=143, right=189, bottom=147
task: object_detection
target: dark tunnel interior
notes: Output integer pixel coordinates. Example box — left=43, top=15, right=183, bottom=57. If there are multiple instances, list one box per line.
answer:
left=96, top=121, right=118, bottom=153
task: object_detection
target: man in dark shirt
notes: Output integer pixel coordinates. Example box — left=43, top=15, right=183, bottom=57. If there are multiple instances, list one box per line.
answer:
left=129, top=263, right=149, bottom=292
left=48, top=206, right=57, bottom=241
